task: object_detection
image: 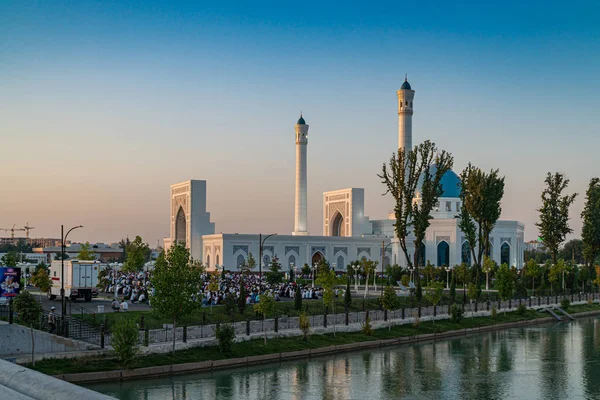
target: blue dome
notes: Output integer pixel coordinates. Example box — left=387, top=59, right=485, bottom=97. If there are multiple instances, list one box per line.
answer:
left=400, top=79, right=412, bottom=90
left=297, top=114, right=306, bottom=125
left=415, top=166, right=461, bottom=199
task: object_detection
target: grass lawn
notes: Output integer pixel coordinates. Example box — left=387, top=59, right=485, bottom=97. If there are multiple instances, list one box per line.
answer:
left=29, top=302, right=600, bottom=376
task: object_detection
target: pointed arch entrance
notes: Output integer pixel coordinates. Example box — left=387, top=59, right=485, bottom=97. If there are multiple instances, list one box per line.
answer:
left=311, top=251, right=324, bottom=266
left=437, top=241, right=449, bottom=267
left=331, top=212, right=345, bottom=237
left=501, top=242, right=510, bottom=266
left=175, top=206, right=186, bottom=245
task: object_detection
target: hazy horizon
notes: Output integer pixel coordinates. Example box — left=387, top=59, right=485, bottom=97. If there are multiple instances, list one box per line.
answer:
left=2, top=1, right=598, bottom=247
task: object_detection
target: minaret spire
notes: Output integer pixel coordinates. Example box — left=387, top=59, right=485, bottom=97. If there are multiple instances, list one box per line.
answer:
left=397, top=76, right=415, bottom=152
left=293, top=114, right=309, bottom=235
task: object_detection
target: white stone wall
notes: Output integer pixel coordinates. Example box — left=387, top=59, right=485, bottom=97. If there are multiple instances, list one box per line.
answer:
left=202, top=234, right=390, bottom=272
left=322, top=188, right=372, bottom=237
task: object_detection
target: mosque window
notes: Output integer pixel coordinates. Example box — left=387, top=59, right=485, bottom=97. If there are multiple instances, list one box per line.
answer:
left=411, top=102, right=413, bottom=107
left=446, top=202, right=451, bottom=212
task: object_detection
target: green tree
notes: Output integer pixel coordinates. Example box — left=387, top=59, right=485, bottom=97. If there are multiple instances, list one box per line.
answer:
left=582, top=178, right=600, bottom=276
left=548, top=259, right=568, bottom=294
left=253, top=292, right=276, bottom=345
left=450, top=270, right=456, bottom=303
left=294, top=285, right=302, bottom=311
left=343, top=278, right=352, bottom=310
left=77, top=242, right=96, bottom=261
left=111, top=318, right=140, bottom=368
left=266, top=255, right=283, bottom=284
left=560, top=239, right=584, bottom=265
left=536, top=172, right=578, bottom=265
left=457, top=164, right=505, bottom=290
left=496, top=263, right=515, bottom=314
left=13, top=291, right=42, bottom=365
left=424, top=281, right=444, bottom=324
left=299, top=311, right=310, bottom=341
left=525, top=258, right=541, bottom=294
left=360, top=259, right=378, bottom=298
left=482, top=256, right=496, bottom=292
left=238, top=281, right=247, bottom=314
left=379, top=140, right=453, bottom=299
left=123, top=236, right=150, bottom=272
left=150, top=243, right=204, bottom=355
left=381, top=285, right=399, bottom=329
left=30, top=267, right=51, bottom=293
left=301, top=263, right=311, bottom=276
left=1, top=250, right=18, bottom=267
left=423, top=261, right=435, bottom=286
left=316, top=269, right=342, bottom=336
left=215, top=324, right=235, bottom=356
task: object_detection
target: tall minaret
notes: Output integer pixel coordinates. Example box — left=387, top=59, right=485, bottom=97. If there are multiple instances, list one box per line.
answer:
left=397, top=75, right=415, bottom=152
left=293, top=114, right=309, bottom=235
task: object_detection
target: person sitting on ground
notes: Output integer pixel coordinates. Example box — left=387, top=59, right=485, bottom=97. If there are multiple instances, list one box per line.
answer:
left=111, top=298, right=120, bottom=312
left=120, top=300, right=129, bottom=312
left=138, top=291, right=146, bottom=303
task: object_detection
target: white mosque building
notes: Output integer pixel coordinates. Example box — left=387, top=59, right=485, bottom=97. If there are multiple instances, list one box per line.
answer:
left=164, top=78, right=525, bottom=272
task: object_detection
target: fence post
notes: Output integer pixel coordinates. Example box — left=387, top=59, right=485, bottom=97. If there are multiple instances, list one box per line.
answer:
left=144, top=327, right=149, bottom=346
left=100, top=324, right=105, bottom=349
left=418, top=306, right=421, bottom=318
left=528, top=298, right=531, bottom=307
left=203, top=311, right=206, bottom=323
left=8, top=299, right=13, bottom=324
left=275, top=317, right=279, bottom=333
left=246, top=319, right=250, bottom=336
left=140, top=315, right=145, bottom=330
left=402, top=307, right=405, bottom=319
left=433, top=305, right=436, bottom=317
left=63, top=319, right=69, bottom=338
left=486, top=300, right=490, bottom=312
left=324, top=313, right=327, bottom=328
left=474, top=302, right=478, bottom=313
left=345, top=310, right=349, bottom=326
left=384, top=309, right=388, bottom=321
left=538, top=297, right=541, bottom=307
left=183, top=325, right=187, bottom=343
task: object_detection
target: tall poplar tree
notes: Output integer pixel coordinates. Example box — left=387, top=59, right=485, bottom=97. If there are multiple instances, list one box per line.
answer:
left=379, top=140, right=453, bottom=298
left=581, top=178, right=600, bottom=270
left=535, top=172, right=578, bottom=265
left=457, top=164, right=505, bottom=292
left=151, top=242, right=204, bottom=355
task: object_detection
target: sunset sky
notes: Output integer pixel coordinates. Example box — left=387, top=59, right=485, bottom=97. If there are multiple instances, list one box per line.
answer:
left=1, top=1, right=599, bottom=246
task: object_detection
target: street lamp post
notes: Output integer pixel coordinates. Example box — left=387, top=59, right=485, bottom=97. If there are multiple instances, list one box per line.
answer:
left=258, top=233, right=276, bottom=293
left=312, top=263, right=317, bottom=288
left=445, top=266, right=451, bottom=289
left=408, top=267, right=415, bottom=283
left=352, top=264, right=360, bottom=292
left=291, top=263, right=297, bottom=283
left=61, top=224, right=83, bottom=316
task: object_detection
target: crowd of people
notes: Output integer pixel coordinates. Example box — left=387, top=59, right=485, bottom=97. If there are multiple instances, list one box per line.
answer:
left=98, top=268, right=349, bottom=307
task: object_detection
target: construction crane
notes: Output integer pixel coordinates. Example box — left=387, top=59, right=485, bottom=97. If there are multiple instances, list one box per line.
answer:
left=0, top=224, right=26, bottom=239
left=24, top=222, right=35, bottom=239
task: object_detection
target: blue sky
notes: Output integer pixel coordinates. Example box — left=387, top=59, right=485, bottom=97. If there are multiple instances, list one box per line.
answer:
left=1, top=0, right=598, bottom=245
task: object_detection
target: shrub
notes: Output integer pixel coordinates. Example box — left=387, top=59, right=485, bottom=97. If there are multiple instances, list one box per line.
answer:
left=491, top=306, right=498, bottom=319
left=560, top=298, right=570, bottom=311
left=224, top=293, right=236, bottom=315
left=517, top=303, right=527, bottom=315
left=111, top=318, right=140, bottom=368
left=215, top=323, right=235, bottom=356
left=362, top=317, right=373, bottom=336
left=412, top=310, right=421, bottom=329
left=299, top=312, right=311, bottom=341
left=449, top=304, right=463, bottom=323
left=294, top=287, right=303, bottom=311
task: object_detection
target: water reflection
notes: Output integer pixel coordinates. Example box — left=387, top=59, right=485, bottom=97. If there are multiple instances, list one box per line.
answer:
left=86, top=317, right=600, bottom=400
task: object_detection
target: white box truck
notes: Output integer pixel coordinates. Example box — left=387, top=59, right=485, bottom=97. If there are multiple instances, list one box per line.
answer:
left=48, top=260, right=102, bottom=302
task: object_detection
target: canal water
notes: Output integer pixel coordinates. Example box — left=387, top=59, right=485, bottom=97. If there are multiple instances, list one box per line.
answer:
left=86, top=316, right=600, bottom=399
